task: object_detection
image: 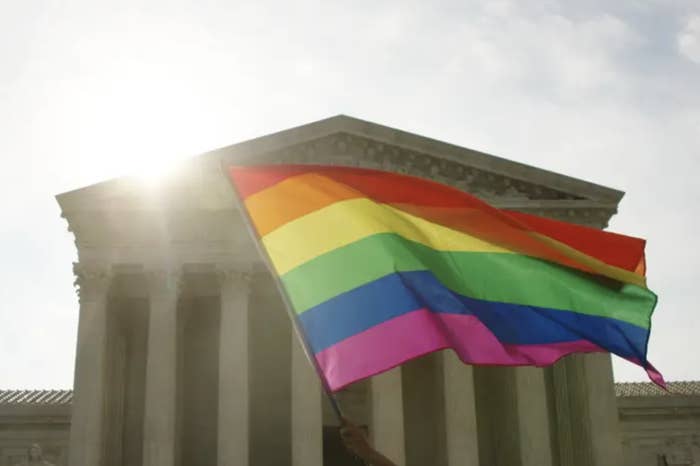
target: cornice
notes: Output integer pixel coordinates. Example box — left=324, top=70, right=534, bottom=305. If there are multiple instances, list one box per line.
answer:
left=57, top=115, right=625, bottom=213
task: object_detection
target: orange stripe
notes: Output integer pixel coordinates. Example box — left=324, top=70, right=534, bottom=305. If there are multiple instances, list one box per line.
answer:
left=244, top=173, right=363, bottom=236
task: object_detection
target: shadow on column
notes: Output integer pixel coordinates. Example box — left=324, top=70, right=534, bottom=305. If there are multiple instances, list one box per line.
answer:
left=103, top=298, right=148, bottom=466
left=402, top=353, right=448, bottom=466
left=474, top=367, right=521, bottom=466
left=249, top=273, right=292, bottom=466
left=179, top=296, right=221, bottom=466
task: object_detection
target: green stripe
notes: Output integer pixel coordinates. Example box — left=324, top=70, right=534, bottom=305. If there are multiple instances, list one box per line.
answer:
left=280, top=233, right=654, bottom=329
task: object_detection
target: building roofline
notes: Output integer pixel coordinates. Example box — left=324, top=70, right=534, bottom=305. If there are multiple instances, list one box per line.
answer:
left=204, top=114, right=625, bottom=203
left=614, top=381, right=700, bottom=397
left=56, top=114, right=625, bottom=208
left=5, top=382, right=700, bottom=406
left=0, top=389, right=73, bottom=405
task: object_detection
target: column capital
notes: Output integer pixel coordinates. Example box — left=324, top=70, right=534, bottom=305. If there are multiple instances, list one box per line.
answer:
left=73, top=262, right=112, bottom=303
left=146, top=268, right=183, bottom=297
left=215, top=266, right=252, bottom=287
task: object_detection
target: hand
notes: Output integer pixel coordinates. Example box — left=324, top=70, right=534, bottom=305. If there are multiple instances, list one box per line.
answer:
left=340, top=418, right=374, bottom=459
left=339, top=418, right=399, bottom=466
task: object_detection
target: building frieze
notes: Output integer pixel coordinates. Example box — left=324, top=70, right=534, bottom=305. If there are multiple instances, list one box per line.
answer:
left=252, top=132, right=585, bottom=203
left=245, top=133, right=616, bottom=227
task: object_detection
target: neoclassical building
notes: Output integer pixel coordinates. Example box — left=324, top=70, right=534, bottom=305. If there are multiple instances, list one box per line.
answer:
left=45, top=116, right=665, bottom=466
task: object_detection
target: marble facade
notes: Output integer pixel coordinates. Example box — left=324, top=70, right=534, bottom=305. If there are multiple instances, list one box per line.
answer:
left=52, top=115, right=633, bottom=465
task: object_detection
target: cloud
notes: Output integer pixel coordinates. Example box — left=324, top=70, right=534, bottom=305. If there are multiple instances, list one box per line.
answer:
left=678, top=14, right=700, bottom=63
left=444, top=11, right=643, bottom=99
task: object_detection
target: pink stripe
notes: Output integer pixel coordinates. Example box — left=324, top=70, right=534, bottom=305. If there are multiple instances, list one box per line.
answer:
left=315, top=309, right=607, bottom=391
left=645, top=364, right=666, bottom=388
left=623, top=357, right=666, bottom=388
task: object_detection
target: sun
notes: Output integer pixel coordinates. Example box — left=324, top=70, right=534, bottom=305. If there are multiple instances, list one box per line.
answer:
left=133, top=158, right=177, bottom=188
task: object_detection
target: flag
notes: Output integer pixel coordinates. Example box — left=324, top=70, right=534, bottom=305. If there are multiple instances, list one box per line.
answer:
left=227, top=164, right=662, bottom=391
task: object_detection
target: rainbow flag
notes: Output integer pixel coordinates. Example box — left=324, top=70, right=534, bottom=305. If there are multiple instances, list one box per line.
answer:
left=228, top=165, right=662, bottom=391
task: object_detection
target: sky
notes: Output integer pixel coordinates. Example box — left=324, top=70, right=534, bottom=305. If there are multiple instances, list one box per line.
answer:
left=1, top=0, right=699, bottom=389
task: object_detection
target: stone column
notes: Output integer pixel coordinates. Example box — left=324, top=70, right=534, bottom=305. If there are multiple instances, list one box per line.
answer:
left=551, top=362, right=576, bottom=466
left=514, top=367, right=553, bottom=466
left=291, top=334, right=323, bottom=466
left=442, top=352, right=479, bottom=466
left=217, top=269, right=251, bottom=466
left=143, top=269, right=181, bottom=466
left=583, top=354, right=623, bottom=465
left=69, top=264, right=111, bottom=466
left=370, top=368, right=406, bottom=465
left=553, top=354, right=623, bottom=466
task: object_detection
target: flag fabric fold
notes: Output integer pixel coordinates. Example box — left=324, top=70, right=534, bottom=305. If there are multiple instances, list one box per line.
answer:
left=227, top=164, right=662, bottom=391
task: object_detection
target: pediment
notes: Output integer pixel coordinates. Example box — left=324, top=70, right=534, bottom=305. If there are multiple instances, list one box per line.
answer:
left=234, top=131, right=585, bottom=203
left=57, top=115, right=623, bottom=229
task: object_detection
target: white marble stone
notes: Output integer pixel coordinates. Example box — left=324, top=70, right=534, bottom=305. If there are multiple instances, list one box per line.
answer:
left=583, top=354, right=624, bottom=465
left=217, top=269, right=251, bottom=466
left=143, top=270, right=180, bottom=466
left=370, top=368, right=406, bottom=466
left=68, top=265, right=111, bottom=466
left=514, top=367, right=553, bottom=466
left=442, top=352, right=479, bottom=466
left=290, top=333, right=323, bottom=466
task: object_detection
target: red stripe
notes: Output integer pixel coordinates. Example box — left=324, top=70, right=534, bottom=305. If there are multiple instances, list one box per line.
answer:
left=505, top=210, right=647, bottom=275
left=313, top=168, right=473, bottom=207
left=229, top=164, right=480, bottom=206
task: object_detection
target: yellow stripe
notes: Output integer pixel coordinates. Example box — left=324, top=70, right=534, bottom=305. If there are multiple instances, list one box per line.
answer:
left=260, top=197, right=647, bottom=288
left=262, top=198, right=512, bottom=275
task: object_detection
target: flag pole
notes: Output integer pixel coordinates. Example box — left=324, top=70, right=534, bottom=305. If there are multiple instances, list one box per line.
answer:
left=220, top=162, right=344, bottom=421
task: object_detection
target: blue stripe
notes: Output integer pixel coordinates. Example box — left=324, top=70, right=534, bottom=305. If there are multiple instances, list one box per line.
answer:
left=296, top=271, right=649, bottom=362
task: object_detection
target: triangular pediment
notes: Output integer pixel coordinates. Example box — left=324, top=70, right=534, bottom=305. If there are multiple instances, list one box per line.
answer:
left=57, top=115, right=623, bottom=228
left=222, top=130, right=588, bottom=204
left=205, top=115, right=623, bottom=204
